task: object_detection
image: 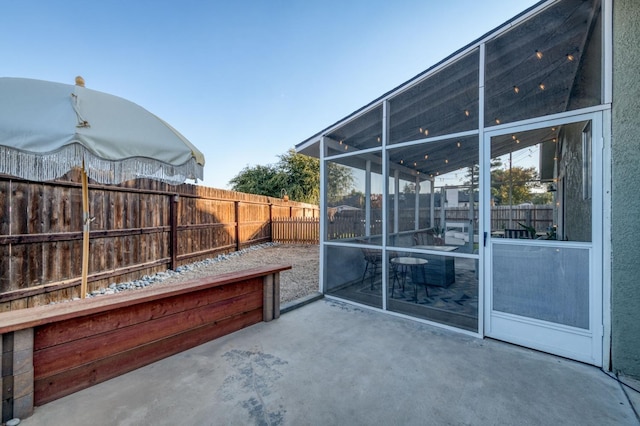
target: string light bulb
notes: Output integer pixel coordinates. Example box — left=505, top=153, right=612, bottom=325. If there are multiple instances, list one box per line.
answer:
left=539, top=83, right=546, bottom=90
left=456, top=141, right=461, bottom=148
left=495, top=118, right=501, bottom=124
left=424, top=129, right=429, bottom=136
left=424, top=154, right=429, bottom=159
left=567, top=53, right=575, bottom=61
left=535, top=50, right=543, bottom=59
left=464, top=110, right=470, bottom=117
left=513, top=86, right=520, bottom=94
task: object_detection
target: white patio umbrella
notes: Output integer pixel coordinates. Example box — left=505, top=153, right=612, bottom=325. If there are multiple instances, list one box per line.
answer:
left=0, top=76, right=205, bottom=298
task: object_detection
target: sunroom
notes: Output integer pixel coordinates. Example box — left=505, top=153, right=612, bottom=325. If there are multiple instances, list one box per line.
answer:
left=297, top=0, right=608, bottom=366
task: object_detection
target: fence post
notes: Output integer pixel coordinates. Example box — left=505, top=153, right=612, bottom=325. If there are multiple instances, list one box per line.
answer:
left=269, top=203, right=273, bottom=242
left=170, top=194, right=179, bottom=270
left=235, top=201, right=241, bottom=252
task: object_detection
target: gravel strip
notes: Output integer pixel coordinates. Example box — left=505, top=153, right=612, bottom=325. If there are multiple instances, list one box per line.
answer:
left=79, top=243, right=319, bottom=305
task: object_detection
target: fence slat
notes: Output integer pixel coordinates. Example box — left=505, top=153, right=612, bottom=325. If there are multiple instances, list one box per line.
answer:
left=272, top=217, right=319, bottom=244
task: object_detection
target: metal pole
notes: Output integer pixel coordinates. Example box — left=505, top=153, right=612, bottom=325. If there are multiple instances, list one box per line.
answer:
left=80, top=167, right=90, bottom=299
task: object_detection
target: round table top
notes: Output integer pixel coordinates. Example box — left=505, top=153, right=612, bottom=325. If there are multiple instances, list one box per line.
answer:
left=390, top=256, right=428, bottom=265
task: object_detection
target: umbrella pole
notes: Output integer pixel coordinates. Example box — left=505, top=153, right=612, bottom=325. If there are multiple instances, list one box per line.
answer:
left=81, top=168, right=90, bottom=299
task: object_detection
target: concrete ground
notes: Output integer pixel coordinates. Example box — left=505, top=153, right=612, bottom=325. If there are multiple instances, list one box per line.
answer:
left=20, top=299, right=639, bottom=426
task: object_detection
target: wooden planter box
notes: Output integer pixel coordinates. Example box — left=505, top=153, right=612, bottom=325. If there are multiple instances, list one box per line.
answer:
left=0, top=265, right=290, bottom=422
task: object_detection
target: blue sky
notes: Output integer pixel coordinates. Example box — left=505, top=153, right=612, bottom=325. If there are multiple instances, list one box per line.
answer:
left=1, top=0, right=540, bottom=188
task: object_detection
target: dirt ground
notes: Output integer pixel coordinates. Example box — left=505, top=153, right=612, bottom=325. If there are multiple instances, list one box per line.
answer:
left=157, top=244, right=320, bottom=304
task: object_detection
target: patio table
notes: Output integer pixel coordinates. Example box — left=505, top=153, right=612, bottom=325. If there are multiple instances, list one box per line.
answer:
left=390, top=257, right=428, bottom=300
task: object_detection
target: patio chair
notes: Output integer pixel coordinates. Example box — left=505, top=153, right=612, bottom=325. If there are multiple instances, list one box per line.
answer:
left=361, top=246, right=382, bottom=289
left=413, top=228, right=437, bottom=246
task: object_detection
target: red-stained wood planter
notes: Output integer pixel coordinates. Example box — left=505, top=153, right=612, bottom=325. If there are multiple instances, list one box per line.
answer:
left=0, top=265, right=290, bottom=422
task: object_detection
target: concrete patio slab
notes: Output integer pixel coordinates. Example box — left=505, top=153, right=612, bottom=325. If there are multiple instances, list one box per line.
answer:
left=19, top=299, right=639, bottom=425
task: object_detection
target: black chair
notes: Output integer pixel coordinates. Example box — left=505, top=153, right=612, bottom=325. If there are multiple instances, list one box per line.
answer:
left=361, top=246, right=382, bottom=289
left=413, top=228, right=437, bottom=246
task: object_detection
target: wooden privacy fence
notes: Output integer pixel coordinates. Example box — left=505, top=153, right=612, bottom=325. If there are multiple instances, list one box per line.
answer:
left=487, top=205, right=553, bottom=231
left=0, top=174, right=318, bottom=311
left=445, top=206, right=553, bottom=231
left=272, top=217, right=320, bottom=244
left=326, top=205, right=553, bottom=240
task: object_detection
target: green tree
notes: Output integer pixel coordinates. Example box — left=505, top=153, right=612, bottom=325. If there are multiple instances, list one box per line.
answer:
left=327, top=162, right=355, bottom=205
left=403, top=182, right=417, bottom=194
left=229, top=149, right=354, bottom=205
left=464, top=159, right=503, bottom=192
left=275, top=149, right=321, bottom=204
left=228, top=164, right=280, bottom=197
left=530, top=191, right=553, bottom=205
left=491, top=166, right=543, bottom=205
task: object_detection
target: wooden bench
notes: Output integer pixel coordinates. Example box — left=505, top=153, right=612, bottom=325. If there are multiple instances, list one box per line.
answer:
left=0, top=265, right=290, bottom=422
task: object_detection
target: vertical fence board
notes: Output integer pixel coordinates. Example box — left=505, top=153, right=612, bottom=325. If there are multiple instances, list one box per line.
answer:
left=0, top=180, right=9, bottom=236
left=44, top=185, right=58, bottom=233
left=12, top=182, right=28, bottom=235
left=92, top=188, right=105, bottom=231
left=0, top=243, right=8, bottom=292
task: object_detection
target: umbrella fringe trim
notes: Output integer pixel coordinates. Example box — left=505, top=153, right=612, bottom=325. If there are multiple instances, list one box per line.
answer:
left=0, top=144, right=203, bottom=185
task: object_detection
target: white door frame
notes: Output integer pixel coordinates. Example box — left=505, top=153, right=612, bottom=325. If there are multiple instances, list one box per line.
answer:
left=481, top=110, right=604, bottom=366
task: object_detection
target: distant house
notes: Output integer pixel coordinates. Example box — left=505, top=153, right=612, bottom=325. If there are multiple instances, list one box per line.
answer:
left=297, top=0, right=640, bottom=378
